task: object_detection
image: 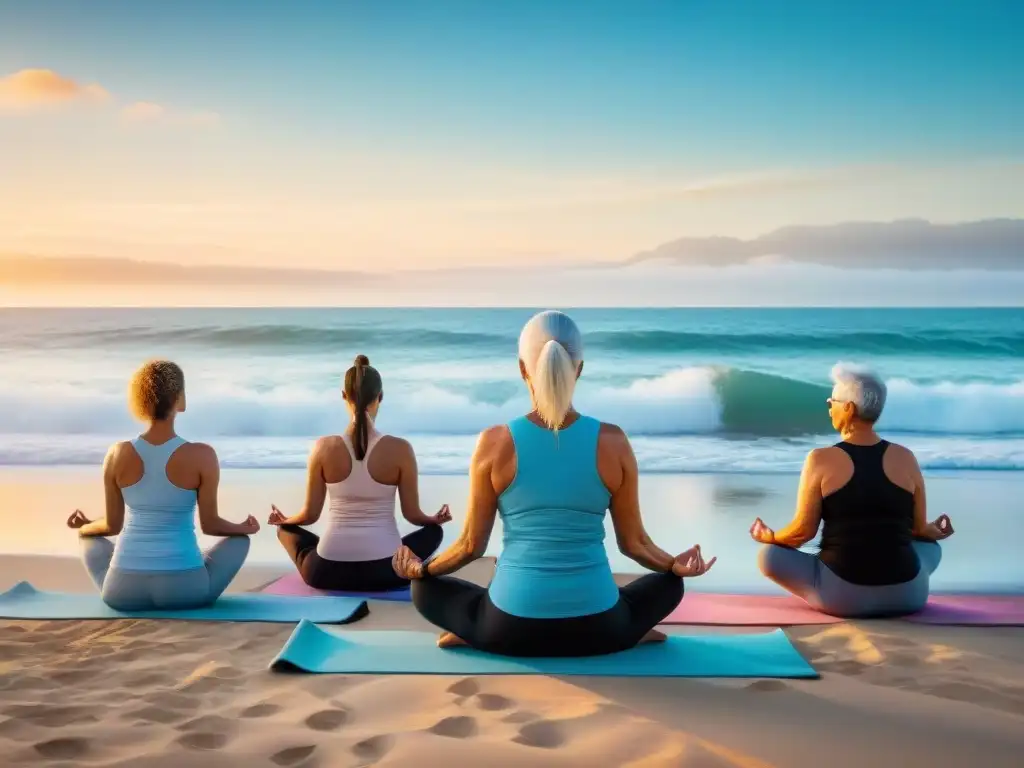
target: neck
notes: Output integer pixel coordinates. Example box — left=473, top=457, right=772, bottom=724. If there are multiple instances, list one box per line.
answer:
left=840, top=421, right=878, bottom=444
left=143, top=419, right=176, bottom=442
left=346, top=414, right=377, bottom=433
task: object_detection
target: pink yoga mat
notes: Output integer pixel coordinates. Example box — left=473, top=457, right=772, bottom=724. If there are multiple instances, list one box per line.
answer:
left=662, top=593, right=1024, bottom=626
left=259, top=572, right=412, bottom=602
left=662, top=594, right=844, bottom=626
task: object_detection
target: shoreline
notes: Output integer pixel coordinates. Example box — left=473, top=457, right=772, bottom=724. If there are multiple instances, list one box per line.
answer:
left=4, top=466, right=1022, bottom=592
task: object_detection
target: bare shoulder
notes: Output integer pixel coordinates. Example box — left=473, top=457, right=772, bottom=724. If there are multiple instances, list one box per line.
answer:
left=598, top=421, right=631, bottom=453
left=376, top=434, right=415, bottom=464
left=884, top=441, right=920, bottom=468
left=104, top=440, right=134, bottom=468
left=182, top=441, right=219, bottom=468
left=378, top=434, right=413, bottom=454
left=106, top=439, right=133, bottom=458
left=805, top=445, right=839, bottom=470
left=313, top=434, right=344, bottom=456
left=475, top=424, right=513, bottom=463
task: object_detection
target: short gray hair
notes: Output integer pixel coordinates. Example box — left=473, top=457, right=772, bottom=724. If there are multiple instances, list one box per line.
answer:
left=830, top=363, right=887, bottom=422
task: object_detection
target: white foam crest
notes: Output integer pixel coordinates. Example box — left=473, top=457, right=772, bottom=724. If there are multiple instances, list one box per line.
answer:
left=883, top=379, right=1024, bottom=434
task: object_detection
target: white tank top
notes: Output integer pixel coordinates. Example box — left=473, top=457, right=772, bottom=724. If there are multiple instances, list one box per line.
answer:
left=316, top=432, right=402, bottom=562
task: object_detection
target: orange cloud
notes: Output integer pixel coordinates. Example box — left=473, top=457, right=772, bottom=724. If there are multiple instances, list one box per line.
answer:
left=0, top=68, right=110, bottom=111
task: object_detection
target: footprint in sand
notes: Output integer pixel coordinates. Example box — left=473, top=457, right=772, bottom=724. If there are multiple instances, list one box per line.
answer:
left=4, top=704, right=100, bottom=728
left=305, top=708, right=349, bottom=732
left=50, top=669, right=98, bottom=685
left=241, top=702, right=282, bottom=718
left=33, top=737, right=91, bottom=760
left=446, top=677, right=480, bottom=697
left=122, top=705, right=188, bottom=725
left=473, top=694, right=513, bottom=711
left=745, top=680, right=790, bottom=693
left=176, top=731, right=231, bottom=751
left=351, top=734, right=394, bottom=763
left=271, top=745, right=317, bottom=766
left=177, top=715, right=238, bottom=736
left=513, top=720, right=565, bottom=749
left=428, top=715, right=477, bottom=739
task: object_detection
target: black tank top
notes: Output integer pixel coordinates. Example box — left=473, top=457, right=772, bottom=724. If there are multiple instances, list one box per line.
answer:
left=817, top=441, right=920, bottom=586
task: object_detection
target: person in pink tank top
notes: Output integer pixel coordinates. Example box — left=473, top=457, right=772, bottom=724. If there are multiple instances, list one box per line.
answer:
left=268, top=355, right=451, bottom=591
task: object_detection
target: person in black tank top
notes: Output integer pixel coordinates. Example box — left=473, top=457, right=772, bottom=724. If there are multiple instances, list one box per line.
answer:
left=818, top=441, right=920, bottom=586
left=747, top=365, right=954, bottom=618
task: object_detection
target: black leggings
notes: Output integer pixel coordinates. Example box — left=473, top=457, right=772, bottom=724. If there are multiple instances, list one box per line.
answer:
left=277, top=523, right=443, bottom=592
left=410, top=571, right=684, bottom=657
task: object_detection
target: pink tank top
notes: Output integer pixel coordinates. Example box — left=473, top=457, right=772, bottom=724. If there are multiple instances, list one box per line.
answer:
left=316, top=432, right=401, bottom=562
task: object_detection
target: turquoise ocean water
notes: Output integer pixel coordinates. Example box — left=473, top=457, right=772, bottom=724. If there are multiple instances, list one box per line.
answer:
left=1, top=307, right=1023, bottom=473
left=2, top=307, right=1022, bottom=591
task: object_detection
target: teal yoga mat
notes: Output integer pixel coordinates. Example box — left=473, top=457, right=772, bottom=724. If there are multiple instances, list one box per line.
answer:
left=269, top=621, right=818, bottom=678
left=0, top=582, right=369, bottom=624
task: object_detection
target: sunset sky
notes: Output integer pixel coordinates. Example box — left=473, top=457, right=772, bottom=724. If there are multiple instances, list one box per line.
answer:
left=1, top=1, right=1023, bottom=274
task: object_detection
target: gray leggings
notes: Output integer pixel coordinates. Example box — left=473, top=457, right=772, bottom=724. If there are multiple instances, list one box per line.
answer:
left=80, top=536, right=250, bottom=612
left=757, top=541, right=942, bottom=618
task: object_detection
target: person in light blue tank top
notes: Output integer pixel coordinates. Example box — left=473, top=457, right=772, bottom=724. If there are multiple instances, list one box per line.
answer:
left=394, top=311, right=718, bottom=657
left=68, top=360, right=260, bottom=611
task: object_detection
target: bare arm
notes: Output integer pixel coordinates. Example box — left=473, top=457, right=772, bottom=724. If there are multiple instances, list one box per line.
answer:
left=908, top=452, right=944, bottom=540
left=195, top=444, right=254, bottom=536
left=278, top=441, right=328, bottom=526
left=79, top=445, right=127, bottom=537
left=395, top=439, right=440, bottom=526
left=607, top=427, right=676, bottom=573
left=772, top=451, right=823, bottom=547
left=419, top=428, right=500, bottom=577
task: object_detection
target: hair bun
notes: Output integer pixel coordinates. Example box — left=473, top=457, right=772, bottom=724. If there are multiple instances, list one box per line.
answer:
left=354, top=354, right=370, bottom=367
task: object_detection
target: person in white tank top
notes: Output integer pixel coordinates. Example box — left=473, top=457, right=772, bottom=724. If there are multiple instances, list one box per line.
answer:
left=268, top=355, right=451, bottom=592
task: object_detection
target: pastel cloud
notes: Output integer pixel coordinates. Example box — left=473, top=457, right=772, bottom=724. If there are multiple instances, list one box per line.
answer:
left=120, top=101, right=166, bottom=121
left=0, top=68, right=110, bottom=112
left=121, top=101, right=220, bottom=127
left=1, top=68, right=218, bottom=127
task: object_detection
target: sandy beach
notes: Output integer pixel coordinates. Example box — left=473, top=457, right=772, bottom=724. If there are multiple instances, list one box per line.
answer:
left=1, top=550, right=1023, bottom=767
left=2, top=468, right=1023, bottom=766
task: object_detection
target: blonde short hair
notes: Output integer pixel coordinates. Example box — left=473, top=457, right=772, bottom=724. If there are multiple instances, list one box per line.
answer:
left=129, top=360, right=185, bottom=422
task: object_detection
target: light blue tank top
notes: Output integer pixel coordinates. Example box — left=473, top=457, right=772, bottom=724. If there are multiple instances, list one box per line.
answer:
left=110, top=436, right=204, bottom=572
left=487, top=415, right=620, bottom=619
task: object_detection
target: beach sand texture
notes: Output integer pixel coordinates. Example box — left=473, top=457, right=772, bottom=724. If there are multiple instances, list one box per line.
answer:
left=2, top=556, right=1023, bottom=767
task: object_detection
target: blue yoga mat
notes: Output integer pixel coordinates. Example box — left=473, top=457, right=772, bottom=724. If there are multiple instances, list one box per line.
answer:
left=269, top=621, right=818, bottom=678
left=0, top=582, right=369, bottom=624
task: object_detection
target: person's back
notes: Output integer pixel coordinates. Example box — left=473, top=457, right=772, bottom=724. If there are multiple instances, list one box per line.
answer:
left=317, top=432, right=401, bottom=562
left=268, top=355, right=449, bottom=591
left=69, top=360, right=259, bottom=611
left=818, top=440, right=918, bottom=585
left=112, top=435, right=203, bottom=572
left=488, top=414, right=620, bottom=619
left=751, top=364, right=953, bottom=618
left=396, top=310, right=717, bottom=658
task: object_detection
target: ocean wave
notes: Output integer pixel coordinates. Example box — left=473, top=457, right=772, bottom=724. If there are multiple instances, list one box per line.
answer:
left=2, top=366, right=1024, bottom=439
left=12, top=323, right=1024, bottom=358
left=2, top=433, right=1023, bottom=473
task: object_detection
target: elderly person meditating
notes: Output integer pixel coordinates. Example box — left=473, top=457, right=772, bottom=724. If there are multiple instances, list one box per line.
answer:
left=749, top=364, right=953, bottom=618
left=392, top=310, right=716, bottom=657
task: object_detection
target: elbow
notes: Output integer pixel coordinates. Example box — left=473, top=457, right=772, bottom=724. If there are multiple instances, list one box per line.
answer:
left=619, top=536, right=647, bottom=559
left=462, top=536, right=487, bottom=559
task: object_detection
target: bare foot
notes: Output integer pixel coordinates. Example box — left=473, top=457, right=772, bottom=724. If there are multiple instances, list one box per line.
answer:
left=638, top=629, right=667, bottom=645
left=437, top=632, right=469, bottom=649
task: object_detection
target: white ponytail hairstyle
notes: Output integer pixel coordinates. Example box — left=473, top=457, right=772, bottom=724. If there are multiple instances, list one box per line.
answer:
left=518, top=310, right=583, bottom=431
